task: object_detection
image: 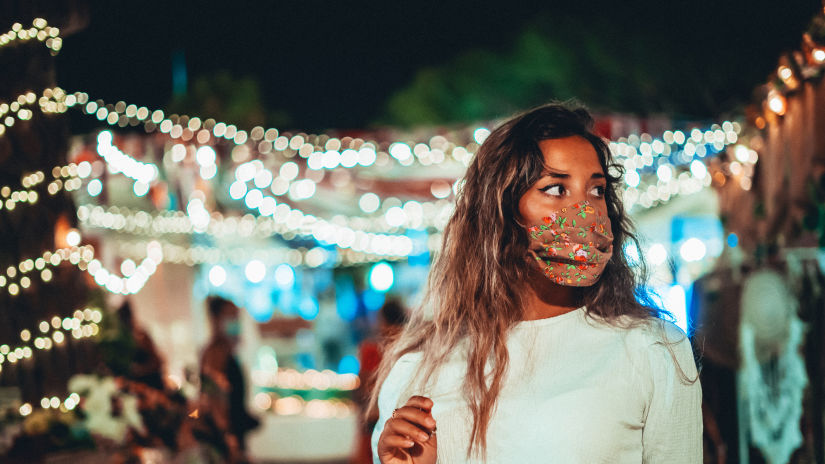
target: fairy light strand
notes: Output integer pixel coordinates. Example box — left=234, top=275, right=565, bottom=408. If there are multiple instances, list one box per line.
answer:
left=0, top=307, right=102, bottom=381
left=0, top=19, right=62, bottom=54
left=109, top=238, right=407, bottom=271
left=0, top=242, right=162, bottom=296
left=77, top=205, right=418, bottom=259
left=0, top=162, right=89, bottom=213
left=0, top=87, right=73, bottom=139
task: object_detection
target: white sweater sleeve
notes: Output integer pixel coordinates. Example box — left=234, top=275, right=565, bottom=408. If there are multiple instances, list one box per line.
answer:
left=371, top=354, right=420, bottom=464
left=641, top=323, right=703, bottom=463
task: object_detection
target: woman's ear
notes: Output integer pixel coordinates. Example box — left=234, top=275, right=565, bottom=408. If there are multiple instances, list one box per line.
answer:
left=513, top=208, right=528, bottom=228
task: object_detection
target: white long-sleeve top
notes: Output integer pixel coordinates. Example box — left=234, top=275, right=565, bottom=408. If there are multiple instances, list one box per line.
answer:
left=372, top=306, right=702, bottom=463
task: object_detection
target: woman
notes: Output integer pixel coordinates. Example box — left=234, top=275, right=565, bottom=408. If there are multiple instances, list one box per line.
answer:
left=370, top=103, right=702, bottom=463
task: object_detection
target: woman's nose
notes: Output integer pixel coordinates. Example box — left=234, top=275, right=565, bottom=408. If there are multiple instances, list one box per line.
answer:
left=567, top=187, right=589, bottom=205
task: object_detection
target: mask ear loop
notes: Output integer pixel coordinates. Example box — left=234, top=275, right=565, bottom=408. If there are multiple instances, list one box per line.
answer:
left=527, top=248, right=543, bottom=263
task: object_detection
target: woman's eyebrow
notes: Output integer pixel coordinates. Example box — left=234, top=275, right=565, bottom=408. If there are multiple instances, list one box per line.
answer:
left=540, top=169, right=606, bottom=180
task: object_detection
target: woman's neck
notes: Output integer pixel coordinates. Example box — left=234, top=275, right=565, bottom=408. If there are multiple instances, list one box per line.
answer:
left=522, top=269, right=582, bottom=321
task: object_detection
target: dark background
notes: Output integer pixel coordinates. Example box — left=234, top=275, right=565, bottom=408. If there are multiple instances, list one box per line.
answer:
left=43, top=0, right=824, bottom=130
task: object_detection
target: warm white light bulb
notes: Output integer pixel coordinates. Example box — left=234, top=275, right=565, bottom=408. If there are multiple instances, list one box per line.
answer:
left=245, top=260, right=266, bottom=283
left=65, top=229, right=81, bottom=247
left=209, top=265, right=227, bottom=286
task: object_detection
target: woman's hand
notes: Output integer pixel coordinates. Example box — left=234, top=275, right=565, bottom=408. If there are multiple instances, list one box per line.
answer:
left=377, top=395, right=437, bottom=464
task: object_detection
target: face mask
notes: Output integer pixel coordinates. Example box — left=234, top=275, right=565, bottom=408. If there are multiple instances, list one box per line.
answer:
left=525, top=200, right=613, bottom=286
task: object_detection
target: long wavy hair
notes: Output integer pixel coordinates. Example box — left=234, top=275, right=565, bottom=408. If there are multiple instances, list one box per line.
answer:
left=369, top=102, right=687, bottom=459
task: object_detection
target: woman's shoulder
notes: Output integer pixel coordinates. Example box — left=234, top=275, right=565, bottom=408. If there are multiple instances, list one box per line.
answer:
left=606, top=313, right=689, bottom=346
left=620, top=316, right=698, bottom=382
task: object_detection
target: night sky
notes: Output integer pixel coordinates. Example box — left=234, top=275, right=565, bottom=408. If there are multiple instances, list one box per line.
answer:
left=52, top=0, right=822, bottom=131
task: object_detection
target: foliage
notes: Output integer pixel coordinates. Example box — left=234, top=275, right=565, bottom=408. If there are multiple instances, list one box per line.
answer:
left=379, top=12, right=804, bottom=127
left=167, top=70, right=292, bottom=129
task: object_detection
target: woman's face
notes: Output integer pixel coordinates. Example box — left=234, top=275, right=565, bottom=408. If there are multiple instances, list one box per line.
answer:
left=518, top=135, right=607, bottom=224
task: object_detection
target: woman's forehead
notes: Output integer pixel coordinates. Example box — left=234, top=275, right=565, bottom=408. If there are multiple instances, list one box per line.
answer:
left=537, top=136, right=602, bottom=171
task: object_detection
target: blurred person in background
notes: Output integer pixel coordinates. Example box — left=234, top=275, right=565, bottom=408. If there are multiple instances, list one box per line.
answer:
left=370, top=103, right=702, bottom=463
left=116, top=300, right=165, bottom=391
left=197, top=296, right=259, bottom=464
left=351, top=297, right=408, bottom=464
left=112, top=301, right=190, bottom=455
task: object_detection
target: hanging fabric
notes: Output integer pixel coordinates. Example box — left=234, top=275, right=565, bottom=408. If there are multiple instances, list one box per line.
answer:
left=739, top=269, right=808, bottom=464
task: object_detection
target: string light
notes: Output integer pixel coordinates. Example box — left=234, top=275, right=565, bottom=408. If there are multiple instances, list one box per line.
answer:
left=82, top=116, right=740, bottom=221
left=752, top=14, right=825, bottom=128
left=85, top=242, right=163, bottom=294
left=0, top=162, right=88, bottom=213
left=0, top=87, right=74, bottom=139
left=0, top=89, right=743, bottom=226
left=77, top=123, right=750, bottom=239
left=228, top=158, right=456, bottom=227
left=73, top=89, right=749, bottom=224
left=18, top=391, right=84, bottom=417
left=623, top=138, right=758, bottom=211
left=1, top=307, right=102, bottom=380
left=96, top=135, right=461, bottom=228
left=609, top=121, right=740, bottom=173
left=96, top=131, right=158, bottom=190
left=251, top=367, right=359, bottom=391
left=0, top=19, right=62, bottom=54
left=32, top=392, right=81, bottom=413
left=250, top=368, right=358, bottom=416
left=767, top=90, right=787, bottom=116
left=77, top=204, right=420, bottom=256
left=82, top=136, right=454, bottom=242
left=4, top=91, right=754, bottom=268
left=108, top=236, right=409, bottom=269
left=0, top=243, right=161, bottom=296
left=74, top=93, right=480, bottom=170
left=253, top=394, right=354, bottom=418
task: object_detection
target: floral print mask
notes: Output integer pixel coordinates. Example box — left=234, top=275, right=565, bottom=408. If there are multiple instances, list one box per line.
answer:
left=525, top=200, right=613, bottom=286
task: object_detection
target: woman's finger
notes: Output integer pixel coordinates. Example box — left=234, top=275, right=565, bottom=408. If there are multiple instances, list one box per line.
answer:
left=377, top=396, right=438, bottom=463
left=385, top=417, right=433, bottom=443
left=391, top=406, right=437, bottom=432
left=380, top=433, right=415, bottom=450
left=403, top=395, right=434, bottom=411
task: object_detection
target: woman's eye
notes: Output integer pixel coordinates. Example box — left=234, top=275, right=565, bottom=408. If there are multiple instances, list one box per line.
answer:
left=539, top=184, right=565, bottom=196
left=590, top=185, right=606, bottom=197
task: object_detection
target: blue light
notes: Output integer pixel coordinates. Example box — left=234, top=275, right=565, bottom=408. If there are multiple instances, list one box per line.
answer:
left=337, top=355, right=360, bottom=375
left=662, top=284, right=688, bottom=334
left=335, top=275, right=359, bottom=321
left=296, top=353, right=316, bottom=370
left=246, top=287, right=275, bottom=322
left=362, top=289, right=385, bottom=312
left=727, top=233, right=739, bottom=248
left=298, top=296, right=319, bottom=320
left=277, top=290, right=296, bottom=315
left=406, top=229, right=430, bottom=266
